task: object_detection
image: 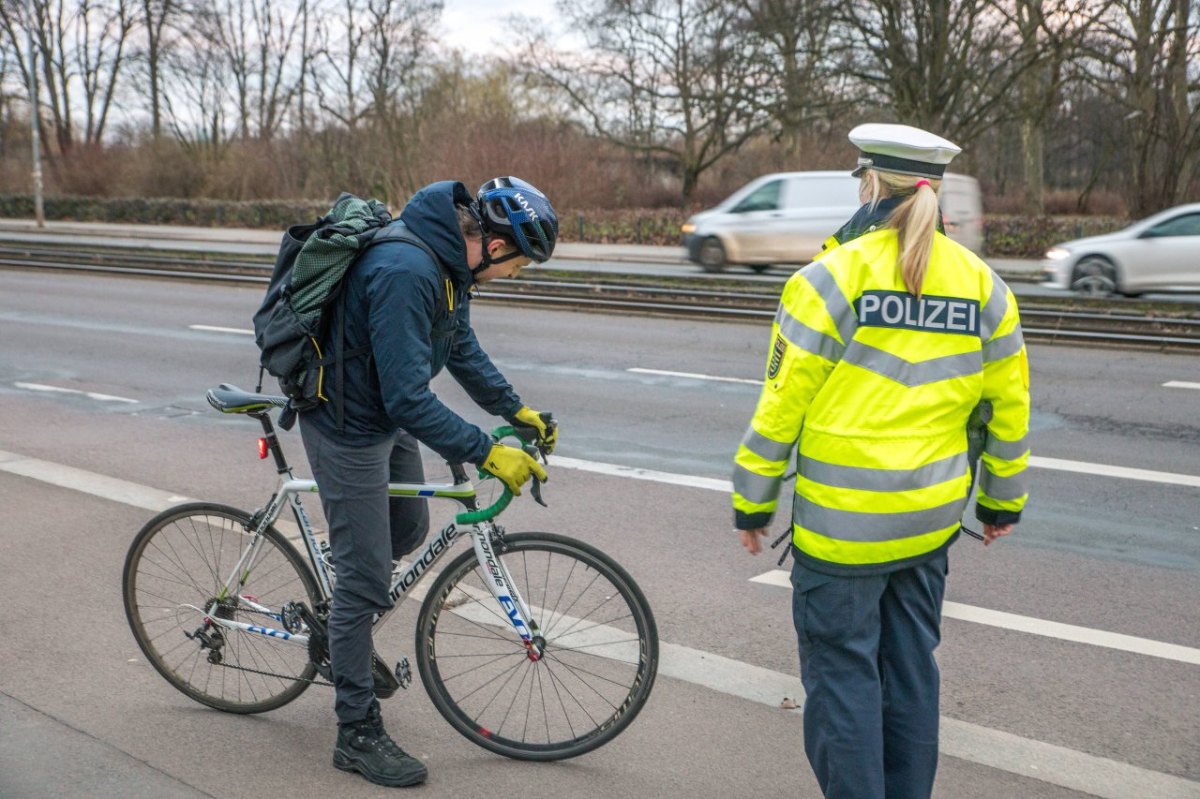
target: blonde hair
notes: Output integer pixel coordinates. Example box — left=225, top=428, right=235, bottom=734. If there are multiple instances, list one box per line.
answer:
left=862, top=170, right=942, bottom=297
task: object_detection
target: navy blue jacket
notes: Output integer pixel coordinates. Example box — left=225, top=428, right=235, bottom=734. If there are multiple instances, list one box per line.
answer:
left=301, top=181, right=521, bottom=464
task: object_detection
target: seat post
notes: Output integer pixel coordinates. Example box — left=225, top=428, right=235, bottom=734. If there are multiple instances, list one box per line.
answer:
left=252, top=412, right=292, bottom=474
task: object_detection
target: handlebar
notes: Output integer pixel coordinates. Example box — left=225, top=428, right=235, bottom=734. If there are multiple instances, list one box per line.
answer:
left=454, top=422, right=552, bottom=525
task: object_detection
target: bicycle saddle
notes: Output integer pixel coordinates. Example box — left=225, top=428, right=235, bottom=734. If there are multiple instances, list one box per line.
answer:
left=206, top=384, right=288, bottom=415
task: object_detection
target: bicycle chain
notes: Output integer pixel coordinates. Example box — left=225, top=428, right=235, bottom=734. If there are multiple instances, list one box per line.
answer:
left=211, top=659, right=334, bottom=687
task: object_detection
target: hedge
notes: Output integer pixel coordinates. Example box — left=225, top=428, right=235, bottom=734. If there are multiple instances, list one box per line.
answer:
left=0, top=194, right=1130, bottom=257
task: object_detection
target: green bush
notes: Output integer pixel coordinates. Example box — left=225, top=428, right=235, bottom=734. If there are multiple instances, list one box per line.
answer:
left=983, top=215, right=1127, bottom=257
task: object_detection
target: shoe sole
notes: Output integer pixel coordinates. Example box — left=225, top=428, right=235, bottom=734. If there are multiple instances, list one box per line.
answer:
left=333, top=750, right=428, bottom=787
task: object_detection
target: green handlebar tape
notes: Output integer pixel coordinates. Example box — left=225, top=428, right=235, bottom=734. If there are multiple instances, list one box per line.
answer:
left=456, top=425, right=531, bottom=524
left=456, top=488, right=514, bottom=525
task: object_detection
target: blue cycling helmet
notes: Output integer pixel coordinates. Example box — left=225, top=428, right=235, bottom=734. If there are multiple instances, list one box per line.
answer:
left=476, top=176, right=559, bottom=263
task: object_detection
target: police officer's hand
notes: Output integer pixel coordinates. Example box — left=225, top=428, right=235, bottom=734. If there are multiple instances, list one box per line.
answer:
left=738, top=528, right=769, bottom=555
left=480, top=443, right=548, bottom=496
left=508, top=406, right=557, bottom=455
left=982, top=523, right=1014, bottom=546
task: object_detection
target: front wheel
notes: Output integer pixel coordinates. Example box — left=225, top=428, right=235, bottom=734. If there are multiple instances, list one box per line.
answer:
left=416, top=533, right=658, bottom=760
left=123, top=502, right=320, bottom=714
left=697, top=236, right=727, bottom=272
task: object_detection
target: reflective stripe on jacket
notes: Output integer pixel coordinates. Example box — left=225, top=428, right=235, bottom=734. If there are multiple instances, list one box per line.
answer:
left=732, top=229, right=1030, bottom=573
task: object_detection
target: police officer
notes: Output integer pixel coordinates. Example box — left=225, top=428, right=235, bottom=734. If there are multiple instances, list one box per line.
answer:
left=732, top=124, right=1030, bottom=799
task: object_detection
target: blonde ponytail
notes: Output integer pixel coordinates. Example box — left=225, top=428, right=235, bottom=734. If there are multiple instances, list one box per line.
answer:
left=874, top=172, right=942, bottom=297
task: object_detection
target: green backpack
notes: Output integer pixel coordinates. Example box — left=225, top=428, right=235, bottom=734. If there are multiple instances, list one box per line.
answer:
left=252, top=193, right=439, bottom=429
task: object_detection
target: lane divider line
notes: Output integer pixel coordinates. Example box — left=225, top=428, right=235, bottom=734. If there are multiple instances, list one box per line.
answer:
left=14, top=382, right=138, bottom=404
left=0, top=447, right=1197, bottom=797
left=627, top=367, right=763, bottom=385
left=188, top=325, right=253, bottom=335
left=1163, top=381, right=1200, bottom=390
left=749, top=569, right=1200, bottom=666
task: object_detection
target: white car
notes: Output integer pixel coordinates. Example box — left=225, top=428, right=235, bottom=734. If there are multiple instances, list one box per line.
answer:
left=681, top=171, right=983, bottom=273
left=1042, top=203, right=1200, bottom=296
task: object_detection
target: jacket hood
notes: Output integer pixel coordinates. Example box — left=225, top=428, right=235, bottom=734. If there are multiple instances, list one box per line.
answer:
left=399, top=181, right=476, bottom=285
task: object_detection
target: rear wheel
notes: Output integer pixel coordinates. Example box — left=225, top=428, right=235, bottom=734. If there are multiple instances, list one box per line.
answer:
left=1071, top=256, right=1118, bottom=297
left=123, top=502, right=320, bottom=714
left=416, top=533, right=658, bottom=760
left=697, top=236, right=727, bottom=272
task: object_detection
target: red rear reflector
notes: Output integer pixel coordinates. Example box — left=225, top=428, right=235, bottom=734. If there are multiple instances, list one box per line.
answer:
left=257, top=438, right=269, bottom=459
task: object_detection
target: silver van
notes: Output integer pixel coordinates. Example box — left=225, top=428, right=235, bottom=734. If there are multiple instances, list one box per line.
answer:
left=682, top=171, right=983, bottom=273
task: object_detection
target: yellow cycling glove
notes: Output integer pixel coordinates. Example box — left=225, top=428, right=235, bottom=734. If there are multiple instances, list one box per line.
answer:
left=509, top=406, right=558, bottom=454
left=480, top=443, right=548, bottom=495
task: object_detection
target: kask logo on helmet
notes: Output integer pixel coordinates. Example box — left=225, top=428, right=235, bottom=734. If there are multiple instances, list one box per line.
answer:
left=513, top=192, right=539, bottom=224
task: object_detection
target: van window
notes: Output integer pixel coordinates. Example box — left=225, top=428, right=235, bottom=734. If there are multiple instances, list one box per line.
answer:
left=732, top=180, right=782, bottom=213
left=787, top=176, right=861, bottom=208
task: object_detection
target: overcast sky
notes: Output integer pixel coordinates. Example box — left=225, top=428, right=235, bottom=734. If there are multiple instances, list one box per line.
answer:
left=438, top=0, right=562, bottom=56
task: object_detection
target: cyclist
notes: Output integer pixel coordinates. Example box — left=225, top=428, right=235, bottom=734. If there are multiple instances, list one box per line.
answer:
left=733, top=124, right=1030, bottom=798
left=299, top=176, right=560, bottom=788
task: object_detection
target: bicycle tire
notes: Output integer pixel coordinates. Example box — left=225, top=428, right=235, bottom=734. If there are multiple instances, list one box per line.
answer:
left=415, top=532, right=658, bottom=760
left=123, top=502, right=320, bottom=714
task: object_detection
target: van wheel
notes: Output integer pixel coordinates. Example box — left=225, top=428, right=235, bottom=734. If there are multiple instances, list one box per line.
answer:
left=698, top=237, right=727, bottom=272
left=749, top=264, right=772, bottom=274
left=1070, top=256, right=1118, bottom=297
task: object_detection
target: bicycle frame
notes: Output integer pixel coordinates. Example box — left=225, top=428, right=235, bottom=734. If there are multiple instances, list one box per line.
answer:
left=197, top=415, right=545, bottom=660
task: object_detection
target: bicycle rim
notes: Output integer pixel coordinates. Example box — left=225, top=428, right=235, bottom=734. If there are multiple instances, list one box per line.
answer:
left=416, top=533, right=658, bottom=760
left=122, top=502, right=320, bottom=714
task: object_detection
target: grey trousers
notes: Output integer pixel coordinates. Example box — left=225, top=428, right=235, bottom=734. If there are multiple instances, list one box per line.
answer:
left=300, top=420, right=431, bottom=724
left=791, top=551, right=948, bottom=799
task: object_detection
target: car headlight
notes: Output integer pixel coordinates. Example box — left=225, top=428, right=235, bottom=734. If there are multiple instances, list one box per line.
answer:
left=681, top=222, right=695, bottom=235
left=1044, top=247, right=1071, bottom=260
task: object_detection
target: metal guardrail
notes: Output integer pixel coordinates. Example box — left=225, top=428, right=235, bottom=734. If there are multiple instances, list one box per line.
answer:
left=2, top=243, right=1199, bottom=352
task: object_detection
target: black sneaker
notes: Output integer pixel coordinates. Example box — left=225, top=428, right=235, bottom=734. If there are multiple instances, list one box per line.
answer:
left=333, top=702, right=428, bottom=787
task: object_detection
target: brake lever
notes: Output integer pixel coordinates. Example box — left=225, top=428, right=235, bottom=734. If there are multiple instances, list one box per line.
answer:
left=522, top=442, right=549, bottom=507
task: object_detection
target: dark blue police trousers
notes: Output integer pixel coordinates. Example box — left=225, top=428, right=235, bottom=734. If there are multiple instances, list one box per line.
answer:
left=791, top=550, right=948, bottom=799
left=300, top=421, right=431, bottom=725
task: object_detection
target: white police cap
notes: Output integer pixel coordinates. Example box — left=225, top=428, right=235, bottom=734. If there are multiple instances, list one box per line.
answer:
left=849, top=123, right=961, bottom=179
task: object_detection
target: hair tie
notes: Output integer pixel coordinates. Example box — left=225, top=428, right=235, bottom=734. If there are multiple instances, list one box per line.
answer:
left=915, top=179, right=931, bottom=189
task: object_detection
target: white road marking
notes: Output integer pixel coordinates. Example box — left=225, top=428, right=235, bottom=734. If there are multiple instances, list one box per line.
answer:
left=748, top=569, right=1200, bottom=666
left=14, top=382, right=138, bottom=404
left=627, top=367, right=763, bottom=385
left=1030, top=455, right=1200, bottom=488
left=2, top=448, right=1198, bottom=798
left=189, top=324, right=253, bottom=335
left=1163, top=381, right=1200, bottom=390
left=554, top=453, right=1200, bottom=492
left=552, top=455, right=732, bottom=492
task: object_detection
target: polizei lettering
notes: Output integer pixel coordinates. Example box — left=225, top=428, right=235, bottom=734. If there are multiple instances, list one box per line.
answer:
left=855, top=291, right=980, bottom=336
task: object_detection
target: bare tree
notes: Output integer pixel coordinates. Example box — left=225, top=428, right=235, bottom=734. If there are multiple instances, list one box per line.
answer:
left=837, top=0, right=1032, bottom=149
left=527, top=0, right=773, bottom=201
left=1004, top=0, right=1110, bottom=213
left=0, top=0, right=134, bottom=153
left=738, top=0, right=846, bottom=155
left=139, top=0, right=178, bottom=139
left=76, top=0, right=135, bottom=143
left=1082, top=0, right=1199, bottom=214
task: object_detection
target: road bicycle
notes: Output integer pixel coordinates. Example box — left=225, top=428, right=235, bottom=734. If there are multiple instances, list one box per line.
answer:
left=122, top=384, right=659, bottom=760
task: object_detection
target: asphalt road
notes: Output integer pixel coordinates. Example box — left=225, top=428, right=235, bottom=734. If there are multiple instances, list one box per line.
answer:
left=1, top=268, right=1197, bottom=799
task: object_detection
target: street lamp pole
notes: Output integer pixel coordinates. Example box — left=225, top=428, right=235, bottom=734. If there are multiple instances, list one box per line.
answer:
left=24, top=0, right=45, bottom=228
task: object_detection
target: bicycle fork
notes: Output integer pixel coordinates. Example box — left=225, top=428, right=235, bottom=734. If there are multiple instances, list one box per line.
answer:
left=472, top=526, right=544, bottom=661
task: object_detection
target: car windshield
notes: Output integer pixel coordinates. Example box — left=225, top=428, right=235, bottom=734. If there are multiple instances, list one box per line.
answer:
left=732, top=180, right=782, bottom=213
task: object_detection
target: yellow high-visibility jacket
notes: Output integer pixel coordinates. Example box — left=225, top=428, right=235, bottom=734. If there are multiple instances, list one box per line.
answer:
left=732, top=228, right=1030, bottom=574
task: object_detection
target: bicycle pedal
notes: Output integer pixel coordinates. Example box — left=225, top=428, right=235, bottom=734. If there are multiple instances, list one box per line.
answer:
left=394, top=657, right=412, bottom=690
